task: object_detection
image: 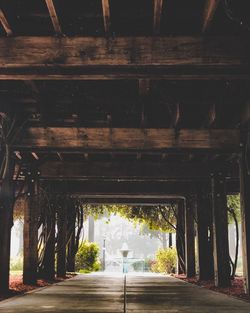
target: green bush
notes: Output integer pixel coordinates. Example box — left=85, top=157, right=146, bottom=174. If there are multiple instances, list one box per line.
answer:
left=10, top=254, right=23, bottom=272
left=75, top=241, right=101, bottom=273
left=151, top=247, right=177, bottom=274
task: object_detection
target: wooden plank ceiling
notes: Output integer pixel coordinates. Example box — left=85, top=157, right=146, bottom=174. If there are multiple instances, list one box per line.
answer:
left=0, top=0, right=249, bottom=186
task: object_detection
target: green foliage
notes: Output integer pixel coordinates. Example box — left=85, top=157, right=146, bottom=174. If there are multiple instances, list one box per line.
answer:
left=75, top=241, right=101, bottom=273
left=82, top=204, right=177, bottom=233
left=227, top=194, right=241, bottom=223
left=10, top=254, right=23, bottom=271
left=151, top=247, right=177, bottom=274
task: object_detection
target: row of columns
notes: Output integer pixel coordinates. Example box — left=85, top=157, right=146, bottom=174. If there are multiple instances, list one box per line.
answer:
left=23, top=189, right=77, bottom=285
left=179, top=154, right=250, bottom=293
left=0, top=152, right=250, bottom=294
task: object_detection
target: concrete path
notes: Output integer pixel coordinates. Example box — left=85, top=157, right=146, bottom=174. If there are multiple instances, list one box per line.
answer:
left=0, top=273, right=250, bottom=312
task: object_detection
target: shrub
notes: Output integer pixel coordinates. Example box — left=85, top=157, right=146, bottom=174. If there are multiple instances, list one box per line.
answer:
left=10, top=254, right=23, bottom=272
left=75, top=241, right=101, bottom=273
left=151, top=247, right=177, bottom=274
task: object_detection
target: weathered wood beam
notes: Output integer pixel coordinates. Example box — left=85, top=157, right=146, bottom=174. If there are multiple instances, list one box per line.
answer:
left=153, top=0, right=163, bottom=35
left=39, top=161, right=239, bottom=180
left=15, top=128, right=240, bottom=150
left=203, top=0, right=221, bottom=33
left=45, top=0, right=62, bottom=35
left=80, top=196, right=180, bottom=206
left=102, top=0, right=111, bottom=34
left=139, top=79, right=150, bottom=127
left=0, top=36, right=249, bottom=80
left=0, top=9, right=12, bottom=36
left=41, top=179, right=239, bottom=197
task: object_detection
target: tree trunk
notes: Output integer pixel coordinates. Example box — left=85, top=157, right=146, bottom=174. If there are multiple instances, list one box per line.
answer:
left=211, top=172, right=231, bottom=287
left=0, top=157, right=15, bottom=292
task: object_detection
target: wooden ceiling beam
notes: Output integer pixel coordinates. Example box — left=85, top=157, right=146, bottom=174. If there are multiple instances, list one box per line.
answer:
left=0, top=36, right=249, bottom=80
left=153, top=0, right=163, bottom=35
left=14, top=127, right=240, bottom=150
left=203, top=0, right=221, bottom=33
left=45, top=0, right=62, bottom=35
left=41, top=179, right=240, bottom=195
left=0, top=9, right=12, bottom=36
left=39, top=161, right=238, bottom=180
left=102, top=0, right=111, bottom=35
left=139, top=79, right=150, bottom=128
left=170, top=103, right=180, bottom=128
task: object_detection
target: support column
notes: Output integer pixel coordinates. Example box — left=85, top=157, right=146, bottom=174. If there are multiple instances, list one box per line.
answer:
left=239, top=147, right=250, bottom=294
left=196, top=185, right=214, bottom=281
left=57, top=202, right=67, bottom=277
left=23, top=168, right=39, bottom=285
left=67, top=204, right=76, bottom=273
left=40, top=204, right=56, bottom=280
left=176, top=200, right=186, bottom=274
left=169, top=233, right=173, bottom=248
left=0, top=158, right=14, bottom=292
left=211, top=172, right=231, bottom=287
left=185, top=195, right=196, bottom=278
left=88, top=215, right=95, bottom=242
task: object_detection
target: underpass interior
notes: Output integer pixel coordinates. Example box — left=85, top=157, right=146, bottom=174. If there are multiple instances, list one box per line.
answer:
left=1, top=0, right=250, bottom=312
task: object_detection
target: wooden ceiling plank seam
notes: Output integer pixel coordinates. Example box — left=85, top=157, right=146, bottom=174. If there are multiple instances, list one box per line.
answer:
left=102, top=0, right=111, bottom=35
left=45, top=0, right=62, bottom=35
left=153, top=0, right=163, bottom=35
left=202, top=0, right=221, bottom=33
left=139, top=79, right=150, bottom=128
left=0, top=9, right=13, bottom=36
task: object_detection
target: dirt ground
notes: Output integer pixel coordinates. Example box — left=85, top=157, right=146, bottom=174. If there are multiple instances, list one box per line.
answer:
left=0, top=274, right=74, bottom=302
left=176, top=275, right=250, bottom=302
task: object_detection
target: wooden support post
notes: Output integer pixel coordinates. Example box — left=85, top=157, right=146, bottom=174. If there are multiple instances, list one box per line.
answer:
left=239, top=143, right=250, bottom=294
left=0, top=158, right=14, bottom=292
left=57, top=202, right=67, bottom=277
left=23, top=168, right=39, bottom=285
left=196, top=185, right=214, bottom=281
left=211, top=172, right=231, bottom=287
left=176, top=200, right=186, bottom=274
left=185, top=196, right=196, bottom=278
left=40, top=205, right=56, bottom=280
left=169, top=233, right=173, bottom=248
left=66, top=205, right=76, bottom=273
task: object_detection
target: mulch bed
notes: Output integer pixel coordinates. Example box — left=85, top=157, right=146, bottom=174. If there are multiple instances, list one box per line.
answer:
left=0, top=274, right=75, bottom=302
left=176, top=274, right=250, bottom=302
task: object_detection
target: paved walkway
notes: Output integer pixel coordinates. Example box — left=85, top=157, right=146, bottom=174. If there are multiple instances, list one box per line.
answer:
left=0, top=273, right=250, bottom=312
